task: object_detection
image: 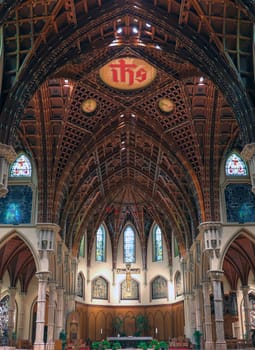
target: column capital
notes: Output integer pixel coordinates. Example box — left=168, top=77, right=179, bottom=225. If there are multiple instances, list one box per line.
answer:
left=208, top=270, right=224, bottom=281
left=0, top=143, right=16, bottom=163
left=0, top=144, right=17, bottom=198
left=37, top=223, right=60, bottom=252
left=200, top=222, right=222, bottom=258
left=36, top=223, right=60, bottom=234
left=8, top=286, right=17, bottom=294
left=199, top=221, right=222, bottom=233
left=241, top=143, right=255, bottom=161
left=240, top=285, right=250, bottom=292
left=36, top=271, right=51, bottom=281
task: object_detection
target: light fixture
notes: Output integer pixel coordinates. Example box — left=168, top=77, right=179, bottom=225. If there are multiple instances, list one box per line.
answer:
left=198, top=76, right=204, bottom=85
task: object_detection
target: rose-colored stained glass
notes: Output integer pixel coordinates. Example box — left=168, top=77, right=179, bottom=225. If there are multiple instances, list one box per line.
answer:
left=10, top=154, right=32, bottom=177
left=225, top=153, right=247, bottom=176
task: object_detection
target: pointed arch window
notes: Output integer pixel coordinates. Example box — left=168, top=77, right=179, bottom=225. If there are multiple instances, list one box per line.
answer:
left=152, top=276, right=168, bottom=299
left=225, top=152, right=248, bottom=176
left=79, top=235, right=85, bottom=258
left=175, top=271, right=182, bottom=297
left=123, top=225, right=135, bottom=263
left=152, top=224, right=163, bottom=262
left=92, top=276, right=108, bottom=299
left=96, top=225, right=106, bottom=262
left=76, top=272, right=85, bottom=298
left=9, top=154, right=32, bottom=177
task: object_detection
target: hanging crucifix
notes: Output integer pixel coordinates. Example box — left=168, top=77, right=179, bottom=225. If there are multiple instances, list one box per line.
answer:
left=117, top=263, right=140, bottom=292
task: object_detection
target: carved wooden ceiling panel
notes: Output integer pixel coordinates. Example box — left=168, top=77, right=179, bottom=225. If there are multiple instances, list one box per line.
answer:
left=0, top=1, right=254, bottom=280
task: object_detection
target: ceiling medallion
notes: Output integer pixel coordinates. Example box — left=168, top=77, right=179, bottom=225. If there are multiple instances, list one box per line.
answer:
left=99, top=57, right=157, bottom=90
left=158, top=98, right=175, bottom=113
left=81, top=98, right=97, bottom=114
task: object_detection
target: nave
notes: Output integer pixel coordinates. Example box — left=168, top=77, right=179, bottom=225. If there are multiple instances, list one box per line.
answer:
left=0, top=1, right=255, bottom=350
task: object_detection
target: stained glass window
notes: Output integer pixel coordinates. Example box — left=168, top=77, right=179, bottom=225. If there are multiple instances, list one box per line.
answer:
left=76, top=272, right=84, bottom=298
left=225, top=184, right=255, bottom=223
left=96, top=225, right=106, bottom=262
left=79, top=235, right=85, bottom=258
left=121, top=278, right=139, bottom=300
left=0, top=185, right=32, bottom=224
left=9, top=154, right=32, bottom=177
left=124, top=225, right=135, bottom=263
left=175, top=271, right=182, bottom=297
left=152, top=225, right=163, bottom=262
left=225, top=152, right=248, bottom=176
left=152, top=276, right=167, bottom=299
left=174, top=236, right=179, bottom=257
left=92, top=277, right=108, bottom=299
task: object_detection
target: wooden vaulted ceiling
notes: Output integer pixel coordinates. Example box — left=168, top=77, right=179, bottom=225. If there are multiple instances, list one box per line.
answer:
left=0, top=235, right=36, bottom=292
left=0, top=0, right=255, bottom=277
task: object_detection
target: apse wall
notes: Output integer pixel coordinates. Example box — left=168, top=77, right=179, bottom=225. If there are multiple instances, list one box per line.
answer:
left=76, top=224, right=183, bottom=306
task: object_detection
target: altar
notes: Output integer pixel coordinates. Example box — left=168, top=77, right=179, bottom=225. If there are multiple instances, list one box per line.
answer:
left=107, top=337, right=153, bottom=348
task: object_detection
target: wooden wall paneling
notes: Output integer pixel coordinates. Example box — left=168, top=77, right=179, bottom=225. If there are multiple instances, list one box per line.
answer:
left=75, top=302, right=184, bottom=341
left=164, top=311, right=172, bottom=340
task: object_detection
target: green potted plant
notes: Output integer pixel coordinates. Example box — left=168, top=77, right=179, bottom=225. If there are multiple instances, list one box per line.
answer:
left=148, top=339, right=159, bottom=349
left=137, top=341, right=148, bottom=350
left=102, top=340, right=111, bottom=350
left=159, top=341, right=168, bottom=350
left=134, top=314, right=150, bottom=336
left=112, top=341, right=121, bottom=350
left=92, top=342, right=101, bottom=350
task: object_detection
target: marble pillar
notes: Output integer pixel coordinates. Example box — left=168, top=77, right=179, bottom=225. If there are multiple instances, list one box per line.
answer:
left=210, top=271, right=227, bottom=350
left=202, top=281, right=214, bottom=350
left=34, top=272, right=50, bottom=350
left=46, top=280, right=56, bottom=350
left=240, top=285, right=250, bottom=340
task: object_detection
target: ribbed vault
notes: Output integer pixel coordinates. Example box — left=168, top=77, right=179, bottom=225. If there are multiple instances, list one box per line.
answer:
left=0, top=0, right=254, bottom=271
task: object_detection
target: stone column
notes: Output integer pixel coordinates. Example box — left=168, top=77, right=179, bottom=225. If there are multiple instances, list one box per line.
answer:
left=194, top=285, right=203, bottom=334
left=34, top=272, right=50, bottom=350
left=209, top=270, right=227, bottom=350
left=240, top=285, right=250, bottom=340
left=17, top=292, right=26, bottom=340
left=202, top=281, right=214, bottom=350
left=8, top=287, right=17, bottom=343
left=65, top=292, right=76, bottom=316
left=46, top=280, right=56, bottom=350
left=0, top=143, right=16, bottom=197
left=184, top=292, right=195, bottom=340
left=55, top=286, right=65, bottom=340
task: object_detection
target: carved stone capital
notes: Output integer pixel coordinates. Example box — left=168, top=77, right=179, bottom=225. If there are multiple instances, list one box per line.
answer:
left=200, top=222, right=222, bottom=256
left=241, top=143, right=255, bottom=161
left=208, top=270, right=224, bottom=281
left=0, top=143, right=16, bottom=163
left=36, top=271, right=51, bottom=282
left=36, top=223, right=60, bottom=252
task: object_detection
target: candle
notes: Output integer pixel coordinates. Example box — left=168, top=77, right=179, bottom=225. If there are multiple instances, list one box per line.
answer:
left=155, top=328, right=158, bottom=334
left=100, top=328, right=103, bottom=335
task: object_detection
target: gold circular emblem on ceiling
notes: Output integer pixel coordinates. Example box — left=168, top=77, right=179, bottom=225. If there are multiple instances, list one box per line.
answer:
left=158, top=98, right=175, bottom=113
left=81, top=99, right=97, bottom=114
